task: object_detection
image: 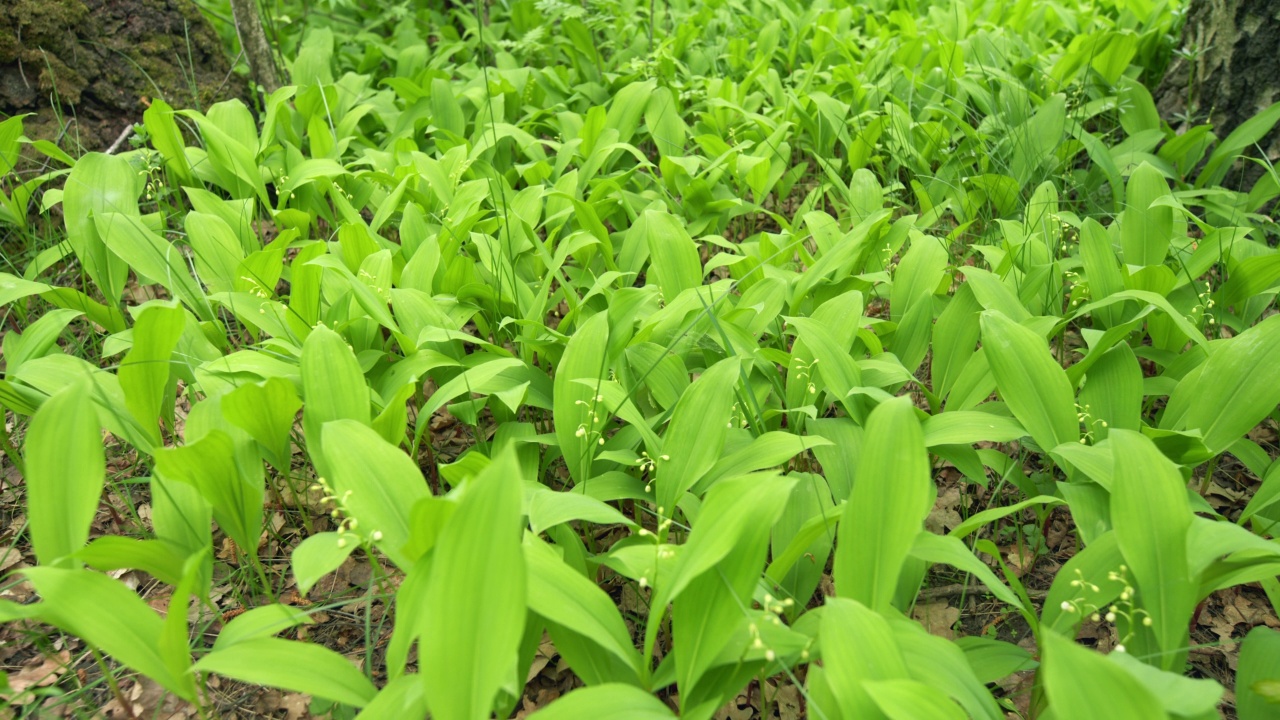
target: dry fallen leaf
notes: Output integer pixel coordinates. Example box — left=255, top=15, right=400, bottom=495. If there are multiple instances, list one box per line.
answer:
left=912, top=601, right=961, bottom=639
left=3, top=650, right=70, bottom=695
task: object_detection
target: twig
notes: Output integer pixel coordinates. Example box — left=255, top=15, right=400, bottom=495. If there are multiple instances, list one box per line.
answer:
left=105, top=124, right=135, bottom=155
left=918, top=583, right=1049, bottom=602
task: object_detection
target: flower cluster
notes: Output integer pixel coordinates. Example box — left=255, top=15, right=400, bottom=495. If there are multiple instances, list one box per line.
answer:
left=574, top=395, right=608, bottom=446
left=1057, top=565, right=1151, bottom=654
left=310, top=476, right=382, bottom=548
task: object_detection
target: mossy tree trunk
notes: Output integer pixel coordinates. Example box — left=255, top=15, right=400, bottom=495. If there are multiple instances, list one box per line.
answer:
left=1156, top=0, right=1280, bottom=184
left=0, top=0, right=247, bottom=154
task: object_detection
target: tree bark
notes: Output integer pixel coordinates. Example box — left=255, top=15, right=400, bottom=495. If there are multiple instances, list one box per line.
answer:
left=0, top=0, right=248, bottom=153
left=228, top=0, right=280, bottom=95
left=1155, top=0, right=1280, bottom=184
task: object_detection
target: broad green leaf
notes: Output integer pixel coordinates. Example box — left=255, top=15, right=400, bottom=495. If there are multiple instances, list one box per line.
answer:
left=1164, top=314, right=1280, bottom=456
left=1199, top=101, right=1280, bottom=188
left=953, top=637, right=1037, bottom=684
left=119, top=302, right=186, bottom=446
left=94, top=213, right=212, bottom=320
left=528, top=685, right=676, bottom=719
left=1077, top=344, right=1142, bottom=441
left=819, top=597, right=905, bottom=719
left=24, top=568, right=195, bottom=700
left=1040, top=630, right=1168, bottom=719
left=909, top=533, right=1024, bottom=609
left=671, top=475, right=800, bottom=697
left=834, top=397, right=930, bottom=610
left=185, top=212, right=245, bottom=294
left=1109, top=430, right=1194, bottom=671
left=863, top=679, right=967, bottom=720
left=524, top=537, right=642, bottom=679
left=302, top=326, right=371, bottom=479
left=644, top=474, right=796, bottom=661
left=193, top=638, right=375, bottom=707
left=143, top=99, right=193, bottom=182
left=1238, top=627, right=1280, bottom=720
left=154, top=430, right=263, bottom=556
left=980, top=311, right=1079, bottom=451
left=921, top=412, right=1027, bottom=446
left=63, top=153, right=136, bottom=304
left=74, top=537, right=185, bottom=586
left=1, top=308, right=82, bottom=375
left=213, top=604, right=314, bottom=649
left=645, top=87, right=686, bottom=158
left=221, top=377, right=302, bottom=470
left=355, top=674, right=429, bottom=719
left=25, top=384, right=105, bottom=566
left=553, top=311, right=610, bottom=485
left=640, top=209, right=702, bottom=298
left=1109, top=652, right=1223, bottom=717
left=421, top=450, right=526, bottom=720
left=292, top=532, right=359, bottom=597
left=654, top=358, right=739, bottom=516
left=322, top=421, right=430, bottom=570
left=1119, top=163, right=1174, bottom=266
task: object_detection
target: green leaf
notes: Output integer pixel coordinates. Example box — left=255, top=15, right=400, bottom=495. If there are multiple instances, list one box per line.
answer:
left=1040, top=630, right=1168, bottom=719
left=292, top=532, right=359, bottom=597
left=24, top=568, right=195, bottom=700
left=62, top=153, right=136, bottom=304
left=921, top=412, right=1027, bottom=446
left=1238, top=627, right=1280, bottom=720
left=654, top=358, right=739, bottom=516
left=1119, top=163, right=1174, bottom=266
left=953, top=637, right=1037, bottom=684
left=909, top=533, right=1024, bottom=609
left=834, top=397, right=930, bottom=610
left=221, top=377, right=302, bottom=470
left=1109, top=430, right=1194, bottom=670
left=528, top=685, right=676, bottom=719
left=1199, top=101, right=1280, bottom=188
left=645, top=87, right=686, bottom=158
left=421, top=450, right=526, bottom=720
left=94, top=213, right=212, bottom=320
left=193, top=637, right=375, bottom=707
left=143, top=99, right=193, bottom=183
left=321, top=421, right=431, bottom=570
left=639, top=209, right=702, bottom=298
left=524, top=537, right=642, bottom=679
left=213, top=604, right=314, bottom=649
left=1108, top=651, right=1223, bottom=717
left=1, top=308, right=82, bottom=376
left=185, top=212, right=245, bottom=295
left=645, top=474, right=796, bottom=660
left=154, top=430, right=263, bottom=556
left=553, top=312, right=610, bottom=485
left=819, top=597, right=905, bottom=719
left=980, top=311, right=1079, bottom=451
left=1164, top=314, right=1280, bottom=456
left=864, top=679, right=967, bottom=720
left=302, top=326, right=371, bottom=479
left=74, top=537, right=186, bottom=586
left=25, top=384, right=105, bottom=566
left=119, top=302, right=186, bottom=446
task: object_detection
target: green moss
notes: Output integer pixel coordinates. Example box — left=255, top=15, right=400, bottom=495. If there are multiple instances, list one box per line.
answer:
left=1, top=0, right=247, bottom=150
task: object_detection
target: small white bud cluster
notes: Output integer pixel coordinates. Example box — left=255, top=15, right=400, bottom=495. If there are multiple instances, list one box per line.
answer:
left=792, top=357, right=820, bottom=395
left=574, top=396, right=609, bottom=446
left=310, top=477, right=381, bottom=549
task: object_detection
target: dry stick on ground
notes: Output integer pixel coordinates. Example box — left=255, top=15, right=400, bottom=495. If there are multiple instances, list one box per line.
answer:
left=228, top=0, right=281, bottom=94
left=918, top=584, right=1049, bottom=602
left=105, top=125, right=134, bottom=155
